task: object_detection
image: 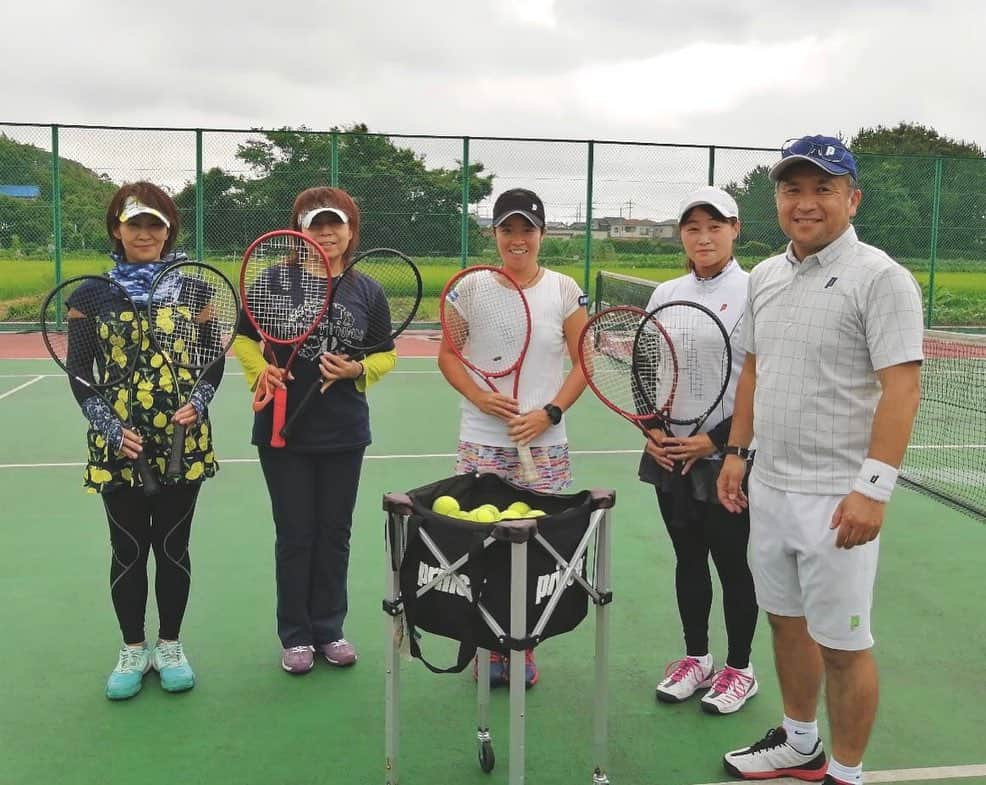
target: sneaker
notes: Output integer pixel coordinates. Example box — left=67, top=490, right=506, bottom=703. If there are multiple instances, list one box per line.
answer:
left=701, top=666, right=758, bottom=715
left=281, top=645, right=315, bottom=674
left=472, top=651, right=509, bottom=687
left=106, top=643, right=151, bottom=700
left=723, top=727, right=827, bottom=781
left=150, top=640, right=196, bottom=693
left=320, top=639, right=357, bottom=667
left=823, top=777, right=851, bottom=785
left=523, top=649, right=538, bottom=688
left=655, top=656, right=713, bottom=703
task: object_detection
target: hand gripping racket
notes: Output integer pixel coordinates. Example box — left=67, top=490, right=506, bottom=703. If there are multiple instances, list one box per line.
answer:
left=239, top=230, right=332, bottom=448
left=279, top=247, right=423, bottom=440
left=147, top=262, right=239, bottom=479
left=439, top=265, right=538, bottom=484
left=41, top=275, right=161, bottom=494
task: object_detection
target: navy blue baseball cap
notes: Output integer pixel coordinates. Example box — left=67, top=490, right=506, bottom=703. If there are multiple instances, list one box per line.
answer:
left=769, top=135, right=858, bottom=181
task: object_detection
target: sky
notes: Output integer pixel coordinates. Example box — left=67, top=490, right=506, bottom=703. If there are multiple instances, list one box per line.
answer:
left=2, top=0, right=984, bottom=222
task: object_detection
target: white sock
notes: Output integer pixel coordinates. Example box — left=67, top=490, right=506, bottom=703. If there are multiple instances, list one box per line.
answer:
left=827, top=758, right=862, bottom=785
left=689, top=653, right=713, bottom=669
left=782, top=715, right=819, bottom=754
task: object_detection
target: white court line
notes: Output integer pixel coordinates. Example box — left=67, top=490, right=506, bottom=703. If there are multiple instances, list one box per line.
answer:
left=0, top=375, right=44, bottom=400
left=0, top=449, right=642, bottom=470
left=694, top=763, right=986, bottom=785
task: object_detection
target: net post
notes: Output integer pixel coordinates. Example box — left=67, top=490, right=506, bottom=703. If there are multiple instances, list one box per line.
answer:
left=707, top=145, right=716, bottom=186
left=460, top=136, right=470, bottom=269
left=330, top=132, right=339, bottom=187
left=51, top=124, right=63, bottom=329
left=195, top=129, right=205, bottom=264
left=583, top=139, right=595, bottom=294
left=927, top=156, right=943, bottom=328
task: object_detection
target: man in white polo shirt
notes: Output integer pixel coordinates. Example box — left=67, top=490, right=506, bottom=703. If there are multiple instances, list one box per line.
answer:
left=716, top=136, right=924, bottom=785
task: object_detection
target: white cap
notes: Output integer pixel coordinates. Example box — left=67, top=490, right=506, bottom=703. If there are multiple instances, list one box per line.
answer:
left=677, top=186, right=739, bottom=223
left=299, top=206, right=349, bottom=230
left=118, top=196, right=171, bottom=228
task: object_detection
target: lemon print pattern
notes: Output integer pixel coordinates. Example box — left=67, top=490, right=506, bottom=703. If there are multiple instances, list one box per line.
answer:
left=82, top=306, right=218, bottom=493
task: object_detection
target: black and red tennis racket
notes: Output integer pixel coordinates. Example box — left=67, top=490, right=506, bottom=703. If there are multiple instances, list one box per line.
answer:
left=239, top=230, right=332, bottom=448
left=147, top=262, right=238, bottom=478
left=41, top=275, right=160, bottom=494
left=578, top=305, right=677, bottom=443
left=439, top=265, right=538, bottom=484
left=279, top=247, right=422, bottom=440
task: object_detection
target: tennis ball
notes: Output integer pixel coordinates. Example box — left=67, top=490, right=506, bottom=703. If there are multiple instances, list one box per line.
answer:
left=432, top=496, right=460, bottom=515
left=507, top=501, right=531, bottom=515
left=527, top=509, right=546, bottom=518
left=498, top=509, right=522, bottom=520
left=477, top=504, right=500, bottom=517
left=474, top=508, right=497, bottom=524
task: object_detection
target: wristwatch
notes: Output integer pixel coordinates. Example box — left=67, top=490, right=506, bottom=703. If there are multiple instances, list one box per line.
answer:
left=543, top=403, right=563, bottom=425
left=724, top=445, right=752, bottom=459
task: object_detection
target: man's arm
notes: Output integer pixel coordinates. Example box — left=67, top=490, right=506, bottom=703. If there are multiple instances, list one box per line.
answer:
left=717, top=352, right=756, bottom=512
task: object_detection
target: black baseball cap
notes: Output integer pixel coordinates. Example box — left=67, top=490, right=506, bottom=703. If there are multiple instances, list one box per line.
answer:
left=492, top=188, right=545, bottom=228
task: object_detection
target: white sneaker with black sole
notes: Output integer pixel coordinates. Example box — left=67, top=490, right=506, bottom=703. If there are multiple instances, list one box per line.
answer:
left=655, top=655, right=713, bottom=703
left=701, top=665, right=758, bottom=715
left=723, top=726, right=827, bottom=781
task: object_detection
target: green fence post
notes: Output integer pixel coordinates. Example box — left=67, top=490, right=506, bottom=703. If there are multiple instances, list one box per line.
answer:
left=460, top=136, right=470, bottom=269
left=927, top=157, right=943, bottom=328
left=51, top=124, right=63, bottom=328
left=195, top=129, right=204, bottom=263
left=707, top=145, right=716, bottom=186
left=330, top=133, right=339, bottom=187
left=583, top=140, right=595, bottom=296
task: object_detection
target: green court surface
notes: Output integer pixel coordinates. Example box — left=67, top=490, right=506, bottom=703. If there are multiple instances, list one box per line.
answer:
left=1, top=355, right=985, bottom=785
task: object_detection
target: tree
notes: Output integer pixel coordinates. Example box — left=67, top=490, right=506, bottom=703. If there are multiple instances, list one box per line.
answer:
left=851, top=123, right=986, bottom=259
left=724, top=165, right=787, bottom=254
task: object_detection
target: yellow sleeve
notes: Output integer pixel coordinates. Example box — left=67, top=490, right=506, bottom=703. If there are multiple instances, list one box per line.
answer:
left=232, top=334, right=267, bottom=391
left=356, top=348, right=397, bottom=393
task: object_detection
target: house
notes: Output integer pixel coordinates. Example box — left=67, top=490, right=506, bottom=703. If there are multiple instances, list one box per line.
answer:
left=601, top=217, right=678, bottom=241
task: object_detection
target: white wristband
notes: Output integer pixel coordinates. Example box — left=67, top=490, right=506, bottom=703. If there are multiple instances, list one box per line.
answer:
left=853, top=458, right=898, bottom=503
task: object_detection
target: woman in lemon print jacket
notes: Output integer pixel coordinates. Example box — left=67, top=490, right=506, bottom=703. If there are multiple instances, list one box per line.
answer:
left=67, top=182, right=225, bottom=701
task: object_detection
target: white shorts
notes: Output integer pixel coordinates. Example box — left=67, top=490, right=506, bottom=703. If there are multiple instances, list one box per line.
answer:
left=748, top=473, right=879, bottom=651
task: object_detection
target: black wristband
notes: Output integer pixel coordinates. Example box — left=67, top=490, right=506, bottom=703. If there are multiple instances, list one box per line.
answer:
left=724, top=445, right=752, bottom=459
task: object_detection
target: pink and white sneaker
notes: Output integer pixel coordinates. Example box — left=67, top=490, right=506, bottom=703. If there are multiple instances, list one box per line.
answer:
left=701, top=665, right=758, bottom=714
left=655, top=656, right=714, bottom=703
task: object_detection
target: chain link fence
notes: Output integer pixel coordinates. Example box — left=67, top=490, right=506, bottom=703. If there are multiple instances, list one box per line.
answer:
left=2, top=122, right=985, bottom=328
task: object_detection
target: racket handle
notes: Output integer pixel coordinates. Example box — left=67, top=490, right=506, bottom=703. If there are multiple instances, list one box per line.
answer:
left=135, top=452, right=160, bottom=496
left=517, top=444, right=539, bottom=485
left=279, top=381, right=319, bottom=441
left=166, top=423, right=187, bottom=480
left=270, top=386, right=287, bottom=448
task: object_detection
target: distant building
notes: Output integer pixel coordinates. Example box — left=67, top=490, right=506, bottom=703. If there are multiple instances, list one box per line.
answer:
left=0, top=185, right=41, bottom=199
left=601, top=217, right=678, bottom=241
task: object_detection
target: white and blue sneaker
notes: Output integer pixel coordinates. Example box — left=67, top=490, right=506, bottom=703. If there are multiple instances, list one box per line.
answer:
left=106, top=643, right=151, bottom=701
left=150, top=640, right=196, bottom=693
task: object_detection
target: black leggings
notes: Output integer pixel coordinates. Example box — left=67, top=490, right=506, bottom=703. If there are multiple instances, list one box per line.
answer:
left=102, top=484, right=200, bottom=644
left=656, top=489, right=758, bottom=669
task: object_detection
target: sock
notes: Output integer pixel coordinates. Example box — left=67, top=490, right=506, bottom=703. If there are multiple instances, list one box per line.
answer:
left=688, top=653, right=713, bottom=671
left=725, top=661, right=754, bottom=675
left=827, top=758, right=862, bottom=785
left=782, top=715, right=819, bottom=754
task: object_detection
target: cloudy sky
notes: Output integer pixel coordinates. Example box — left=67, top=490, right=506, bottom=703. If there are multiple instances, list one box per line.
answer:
left=2, top=0, right=983, bottom=221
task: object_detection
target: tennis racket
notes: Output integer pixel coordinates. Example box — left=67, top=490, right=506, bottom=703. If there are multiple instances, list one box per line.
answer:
left=279, top=247, right=423, bottom=440
left=239, top=230, right=332, bottom=448
left=578, top=305, right=677, bottom=443
left=439, top=265, right=538, bottom=484
left=147, top=262, right=239, bottom=479
left=634, top=300, right=732, bottom=441
left=41, top=275, right=161, bottom=495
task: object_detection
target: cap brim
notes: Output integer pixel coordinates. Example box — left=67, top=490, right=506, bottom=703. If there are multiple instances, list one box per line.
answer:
left=678, top=199, right=738, bottom=222
left=769, top=155, right=854, bottom=181
left=119, top=205, right=171, bottom=228
left=300, top=207, right=349, bottom=230
left=492, top=209, right=544, bottom=228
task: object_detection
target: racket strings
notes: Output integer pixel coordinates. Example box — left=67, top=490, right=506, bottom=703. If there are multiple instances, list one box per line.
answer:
left=443, top=269, right=528, bottom=376
left=334, top=256, right=420, bottom=351
left=243, top=236, right=329, bottom=342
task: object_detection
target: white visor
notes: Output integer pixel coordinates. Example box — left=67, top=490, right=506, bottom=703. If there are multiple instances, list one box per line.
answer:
left=299, top=207, right=349, bottom=230
left=118, top=196, right=171, bottom=229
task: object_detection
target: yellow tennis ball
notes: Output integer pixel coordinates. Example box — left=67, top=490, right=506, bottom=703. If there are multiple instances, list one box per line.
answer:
left=474, top=508, right=497, bottom=524
left=527, top=509, right=546, bottom=517
left=477, top=503, right=500, bottom=517
left=498, top=509, right=522, bottom=520
left=507, top=501, right=531, bottom=515
left=432, top=496, right=460, bottom=515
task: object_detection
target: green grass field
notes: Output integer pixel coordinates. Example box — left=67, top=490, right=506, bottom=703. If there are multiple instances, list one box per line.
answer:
left=3, top=254, right=985, bottom=326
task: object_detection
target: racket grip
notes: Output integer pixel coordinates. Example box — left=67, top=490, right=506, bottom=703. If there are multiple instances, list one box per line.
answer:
left=280, top=381, right=319, bottom=441
left=517, top=444, right=539, bottom=485
left=135, top=453, right=160, bottom=496
left=270, top=386, right=287, bottom=448
left=166, top=423, right=187, bottom=480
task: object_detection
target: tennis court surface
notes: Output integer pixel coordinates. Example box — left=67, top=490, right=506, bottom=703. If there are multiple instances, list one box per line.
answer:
left=2, top=329, right=985, bottom=785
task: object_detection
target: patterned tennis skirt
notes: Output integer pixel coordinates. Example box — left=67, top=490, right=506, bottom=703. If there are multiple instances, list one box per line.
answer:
left=454, top=440, right=572, bottom=494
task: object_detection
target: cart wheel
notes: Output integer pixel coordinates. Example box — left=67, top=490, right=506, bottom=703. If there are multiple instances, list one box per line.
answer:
left=478, top=740, right=495, bottom=772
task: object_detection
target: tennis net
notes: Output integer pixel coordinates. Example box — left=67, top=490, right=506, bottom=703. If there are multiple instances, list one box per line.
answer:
left=595, top=270, right=986, bottom=521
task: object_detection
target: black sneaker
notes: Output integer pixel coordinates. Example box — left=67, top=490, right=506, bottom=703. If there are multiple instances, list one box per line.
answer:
left=723, top=726, right=827, bottom=781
